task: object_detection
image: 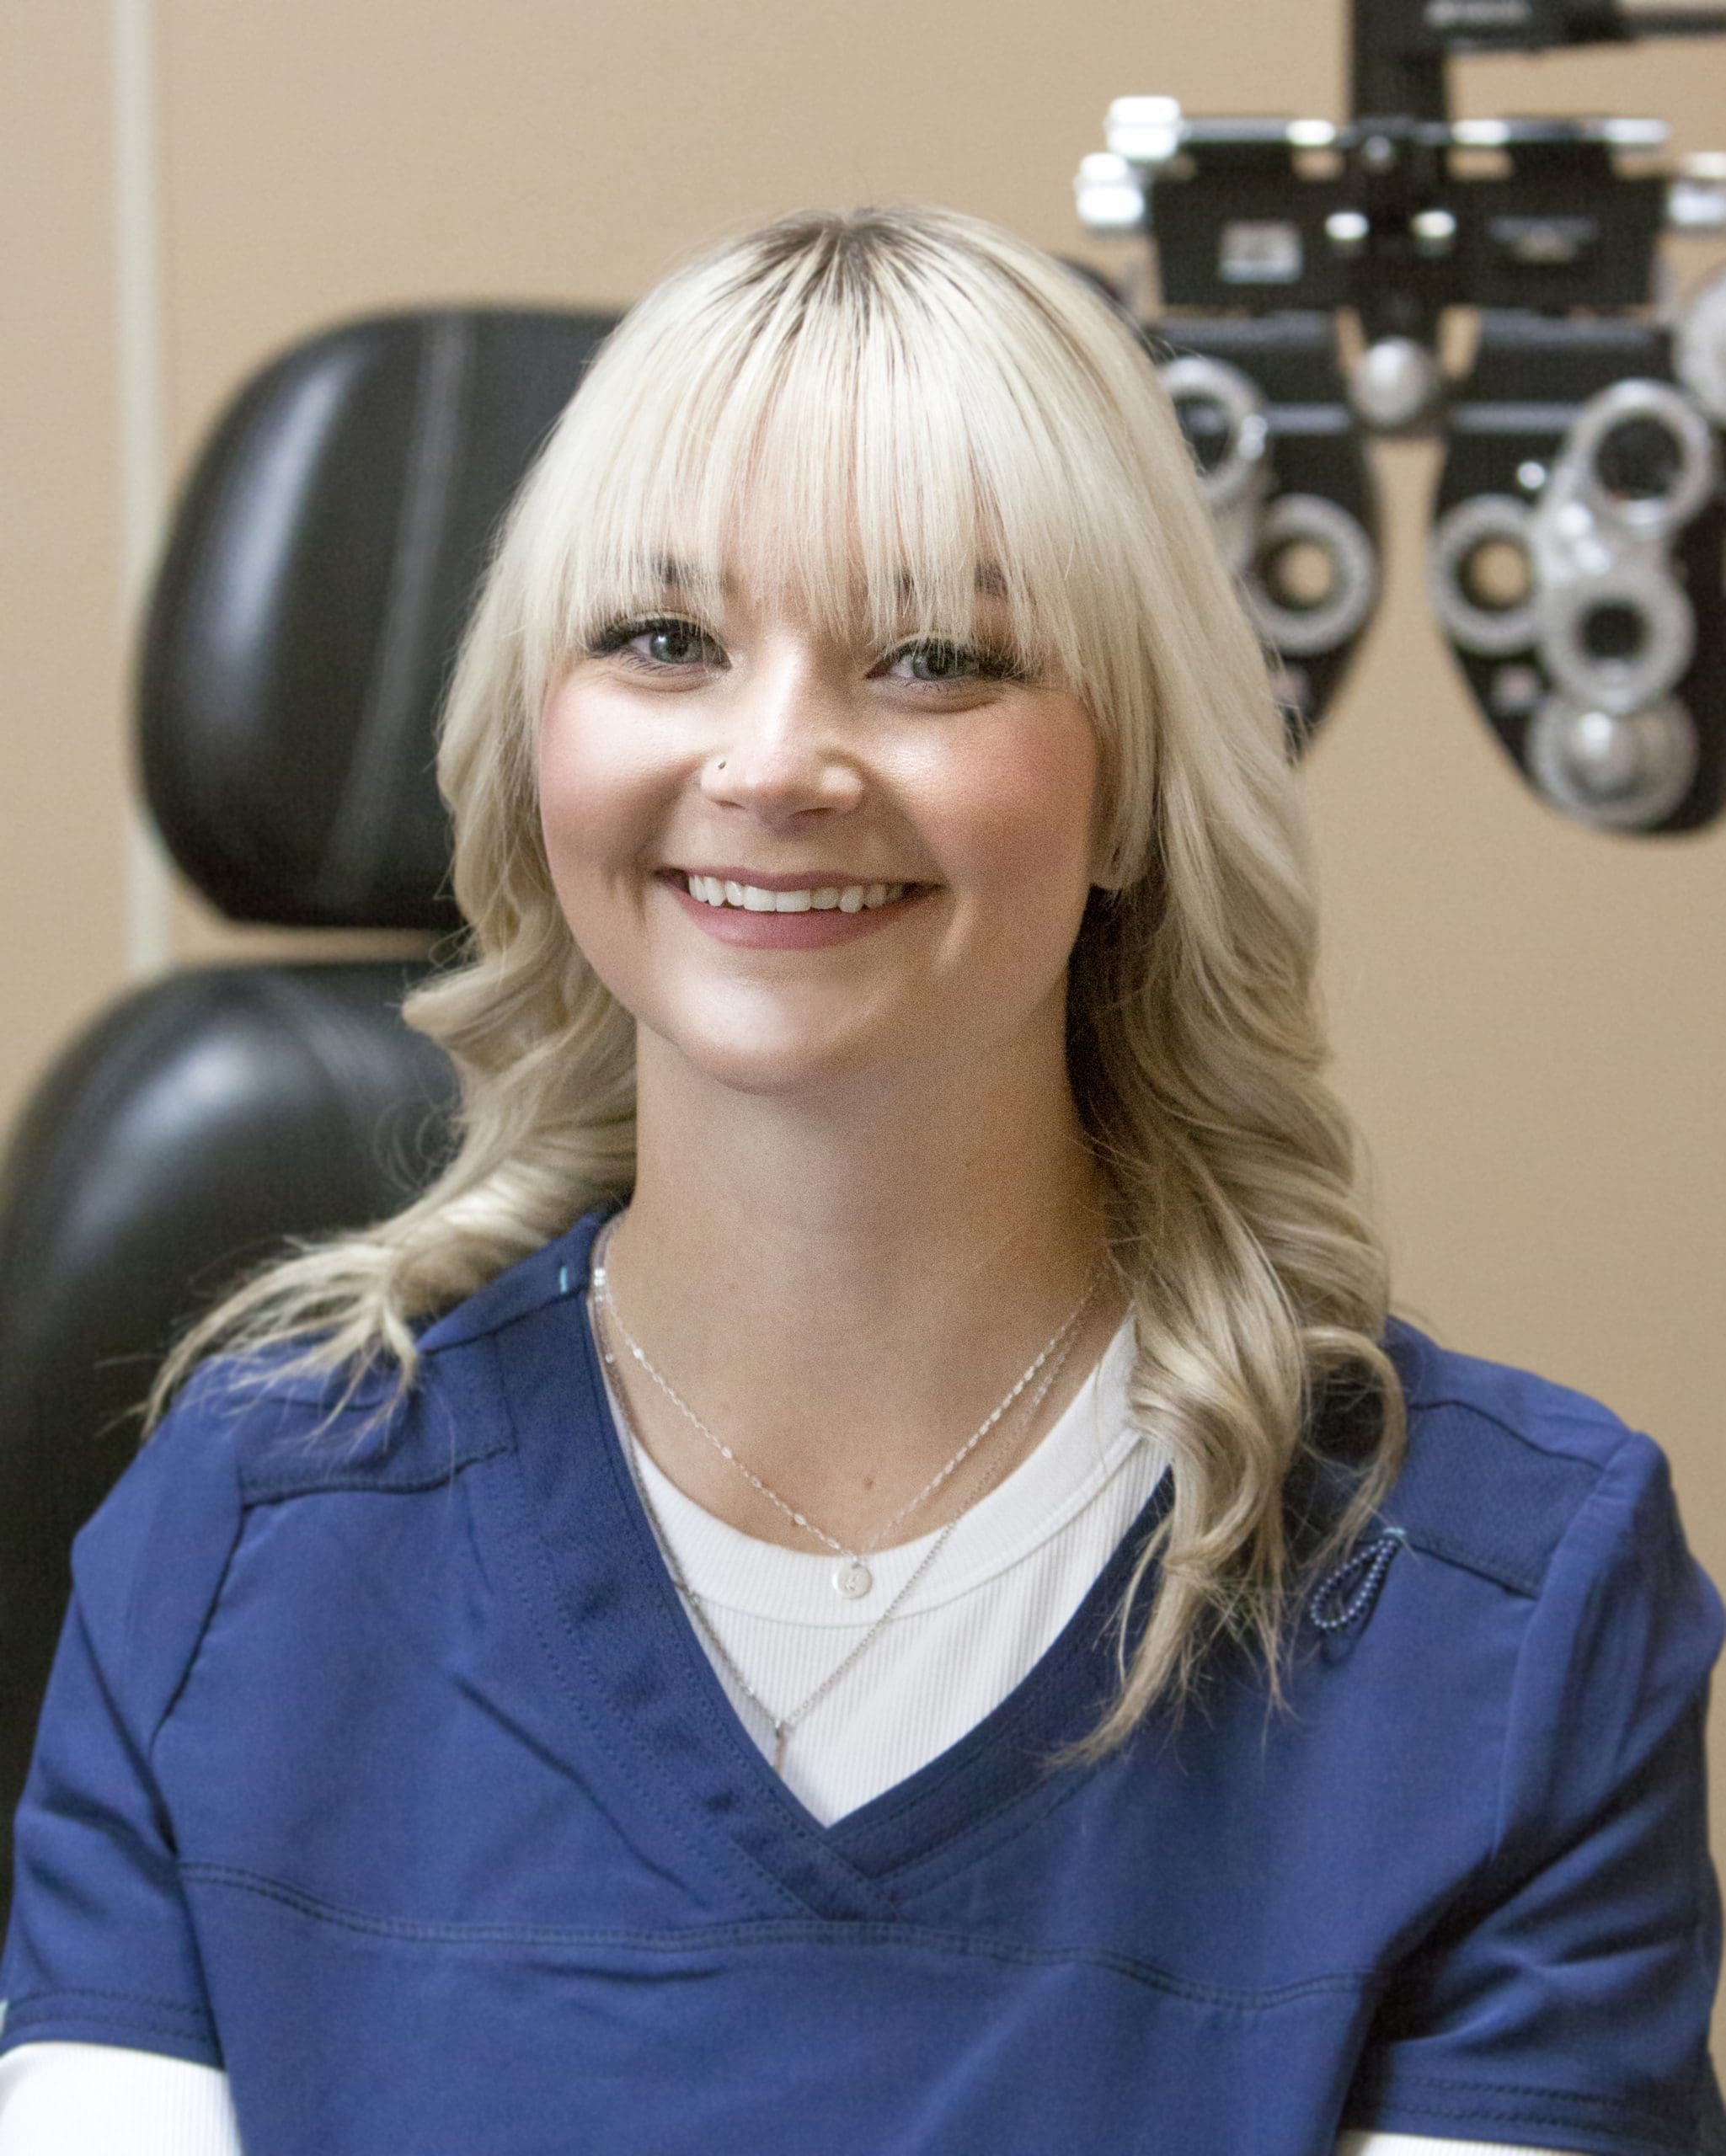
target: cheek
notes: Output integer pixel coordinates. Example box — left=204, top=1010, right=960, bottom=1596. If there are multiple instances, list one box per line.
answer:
left=536, top=680, right=664, bottom=888
left=929, top=707, right=1100, bottom=909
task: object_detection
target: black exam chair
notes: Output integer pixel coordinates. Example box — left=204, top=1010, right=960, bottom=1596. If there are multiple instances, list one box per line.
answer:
left=0, top=305, right=618, bottom=1925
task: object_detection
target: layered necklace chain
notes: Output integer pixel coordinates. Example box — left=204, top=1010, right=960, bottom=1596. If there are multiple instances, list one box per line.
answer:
left=585, top=1214, right=1108, bottom=1774
left=594, top=1294, right=1084, bottom=1773
left=588, top=1214, right=1106, bottom=1598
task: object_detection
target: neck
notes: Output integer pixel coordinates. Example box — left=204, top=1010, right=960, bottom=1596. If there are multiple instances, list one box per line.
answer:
left=596, top=1017, right=1127, bottom=1549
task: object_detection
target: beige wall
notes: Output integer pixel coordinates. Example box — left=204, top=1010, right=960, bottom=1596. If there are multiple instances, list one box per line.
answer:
left=3, top=6, right=131, bottom=1117
left=6, top=0, right=1726, bottom=2034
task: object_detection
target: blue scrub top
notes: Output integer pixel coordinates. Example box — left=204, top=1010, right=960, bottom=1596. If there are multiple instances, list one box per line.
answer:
left=3, top=1200, right=1723, bottom=2156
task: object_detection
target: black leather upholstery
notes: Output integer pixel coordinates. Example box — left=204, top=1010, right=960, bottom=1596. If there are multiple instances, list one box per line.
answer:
left=0, top=304, right=620, bottom=1921
left=0, top=963, right=458, bottom=1867
left=142, top=311, right=617, bottom=927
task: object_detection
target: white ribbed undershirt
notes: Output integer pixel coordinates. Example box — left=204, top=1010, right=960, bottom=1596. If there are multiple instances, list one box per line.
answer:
left=0, top=1307, right=1582, bottom=2156
left=601, top=1300, right=1165, bottom=1823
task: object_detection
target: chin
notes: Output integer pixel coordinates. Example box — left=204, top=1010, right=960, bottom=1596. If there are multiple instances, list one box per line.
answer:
left=638, top=993, right=909, bottom=1099
left=667, top=1033, right=879, bottom=1098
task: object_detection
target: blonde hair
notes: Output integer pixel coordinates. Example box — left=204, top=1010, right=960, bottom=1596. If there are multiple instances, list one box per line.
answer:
left=144, top=201, right=1407, bottom=1749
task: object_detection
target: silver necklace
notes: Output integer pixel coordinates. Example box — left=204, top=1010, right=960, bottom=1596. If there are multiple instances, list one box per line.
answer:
left=591, top=1287, right=1082, bottom=1774
left=590, top=1215, right=1105, bottom=1598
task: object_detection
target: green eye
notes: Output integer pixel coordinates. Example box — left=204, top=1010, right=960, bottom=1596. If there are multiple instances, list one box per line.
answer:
left=900, top=643, right=971, bottom=680
left=588, top=616, right=723, bottom=670
left=883, top=639, right=1029, bottom=686
left=641, top=622, right=712, bottom=666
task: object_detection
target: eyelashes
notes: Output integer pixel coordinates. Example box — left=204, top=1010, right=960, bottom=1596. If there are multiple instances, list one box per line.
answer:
left=890, top=638, right=1034, bottom=688
left=586, top=616, right=721, bottom=670
left=582, top=613, right=1032, bottom=688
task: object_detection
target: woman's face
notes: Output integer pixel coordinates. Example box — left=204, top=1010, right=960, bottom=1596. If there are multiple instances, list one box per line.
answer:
left=537, top=559, right=1109, bottom=1101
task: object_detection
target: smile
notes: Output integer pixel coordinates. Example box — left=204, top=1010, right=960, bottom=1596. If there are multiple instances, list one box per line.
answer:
left=678, top=874, right=911, bottom=913
left=658, top=869, right=933, bottom=948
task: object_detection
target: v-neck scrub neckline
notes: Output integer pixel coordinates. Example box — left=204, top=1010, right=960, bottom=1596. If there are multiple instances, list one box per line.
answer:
left=498, top=1206, right=1179, bottom=1879
left=590, top=1289, right=1170, bottom=1822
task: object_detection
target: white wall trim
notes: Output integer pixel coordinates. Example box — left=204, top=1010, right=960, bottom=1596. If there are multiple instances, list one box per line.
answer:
left=110, top=0, right=173, bottom=980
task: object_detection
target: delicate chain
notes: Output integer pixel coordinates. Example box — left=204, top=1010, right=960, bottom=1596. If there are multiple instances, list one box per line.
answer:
left=590, top=1213, right=1106, bottom=1567
left=593, top=1287, right=1082, bottom=1773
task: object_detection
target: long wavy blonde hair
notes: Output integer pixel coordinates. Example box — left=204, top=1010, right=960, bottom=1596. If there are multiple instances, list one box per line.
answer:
left=143, top=201, right=1406, bottom=1751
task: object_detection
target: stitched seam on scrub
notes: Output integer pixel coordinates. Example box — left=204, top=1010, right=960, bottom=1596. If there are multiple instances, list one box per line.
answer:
left=564, top=1307, right=897, bottom=1913
left=486, top=1334, right=820, bottom=1921
left=1357, top=2070, right=1688, bottom=2150
left=833, top=1507, right=1166, bottom=1872
left=1, top=1986, right=214, bottom=2030
left=1402, top=1384, right=1627, bottom=1465
left=240, top=1447, right=514, bottom=1504
left=1487, top=1422, right=1641, bottom=1872
left=176, top=1863, right=1374, bottom=2009
left=147, top=1433, right=251, bottom=1766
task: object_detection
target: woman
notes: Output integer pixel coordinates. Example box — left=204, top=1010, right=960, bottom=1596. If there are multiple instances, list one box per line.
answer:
left=0, top=203, right=1718, bottom=2156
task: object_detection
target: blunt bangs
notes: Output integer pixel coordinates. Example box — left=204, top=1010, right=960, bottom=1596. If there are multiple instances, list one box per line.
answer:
left=510, top=216, right=1152, bottom=720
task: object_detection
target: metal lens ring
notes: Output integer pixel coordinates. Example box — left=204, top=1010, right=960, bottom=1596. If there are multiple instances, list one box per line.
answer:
left=1242, top=493, right=1378, bottom=657
left=1565, top=377, right=1719, bottom=538
left=1526, top=691, right=1699, bottom=831
left=1428, top=493, right=1539, bottom=657
left=1676, top=263, right=1726, bottom=427
left=1158, top=354, right=1270, bottom=513
left=1539, top=562, right=1696, bottom=716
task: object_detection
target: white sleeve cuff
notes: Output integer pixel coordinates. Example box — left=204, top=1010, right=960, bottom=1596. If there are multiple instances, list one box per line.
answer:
left=0, top=2042, right=243, bottom=2155
left=1338, top=2132, right=1591, bottom=2156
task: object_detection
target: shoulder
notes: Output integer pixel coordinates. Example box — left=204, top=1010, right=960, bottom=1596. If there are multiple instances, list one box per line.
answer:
left=1369, top=1315, right=1722, bottom=1817
left=72, top=1203, right=617, bottom=1720
left=1375, top=1310, right=1670, bottom=1599
left=127, top=1200, right=617, bottom=1504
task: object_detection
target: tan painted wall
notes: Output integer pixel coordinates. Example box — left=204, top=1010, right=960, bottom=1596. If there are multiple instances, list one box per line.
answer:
left=6, top=0, right=1725, bottom=2044
left=2, top=6, right=131, bottom=1129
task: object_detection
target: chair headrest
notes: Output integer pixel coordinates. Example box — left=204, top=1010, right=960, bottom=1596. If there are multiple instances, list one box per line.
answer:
left=140, top=307, right=618, bottom=929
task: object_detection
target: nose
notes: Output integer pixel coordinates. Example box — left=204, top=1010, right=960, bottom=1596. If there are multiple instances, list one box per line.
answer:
left=699, top=647, right=866, bottom=825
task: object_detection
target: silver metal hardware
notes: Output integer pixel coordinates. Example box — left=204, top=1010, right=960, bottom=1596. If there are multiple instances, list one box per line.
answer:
left=1104, top=95, right=1184, bottom=168
left=1563, top=377, right=1718, bottom=538
left=1428, top=493, right=1541, bottom=656
left=1666, top=180, right=1726, bottom=232
left=1326, top=211, right=1370, bottom=254
left=1219, top=221, right=1304, bottom=284
left=1449, top=115, right=1667, bottom=149
left=1488, top=662, right=1545, bottom=717
left=1242, top=493, right=1380, bottom=657
left=1349, top=336, right=1444, bottom=430
left=1524, top=378, right=1717, bottom=718
left=1074, top=152, right=1146, bottom=236
left=1412, top=207, right=1459, bottom=257
left=1676, top=262, right=1726, bottom=422
left=1536, top=562, right=1696, bottom=715
left=1158, top=353, right=1273, bottom=522
left=1525, top=691, right=1700, bottom=830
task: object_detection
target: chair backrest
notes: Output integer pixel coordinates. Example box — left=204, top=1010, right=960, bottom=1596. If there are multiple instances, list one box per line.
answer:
left=0, top=305, right=618, bottom=1919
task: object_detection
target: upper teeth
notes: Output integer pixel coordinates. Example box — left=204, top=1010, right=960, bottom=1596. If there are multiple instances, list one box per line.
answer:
left=684, top=876, right=909, bottom=913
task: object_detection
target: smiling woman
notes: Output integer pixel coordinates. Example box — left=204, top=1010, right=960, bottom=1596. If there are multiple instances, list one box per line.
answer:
left=0, top=205, right=1720, bottom=2156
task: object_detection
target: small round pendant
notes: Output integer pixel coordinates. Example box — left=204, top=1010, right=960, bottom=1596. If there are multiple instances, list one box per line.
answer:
left=834, top=1556, right=874, bottom=1599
